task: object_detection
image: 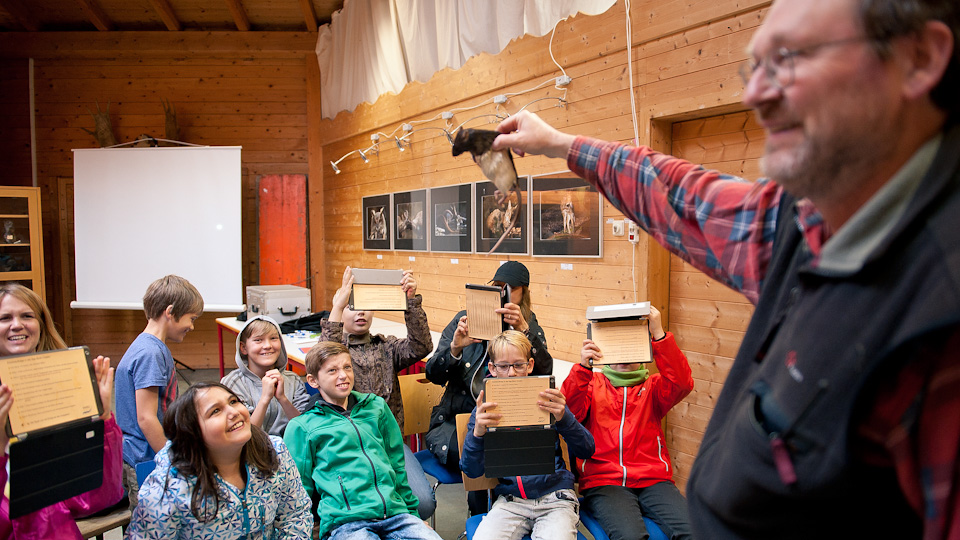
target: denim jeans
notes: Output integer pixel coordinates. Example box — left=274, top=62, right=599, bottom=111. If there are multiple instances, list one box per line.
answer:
left=581, top=482, right=692, bottom=540
left=473, top=489, right=580, bottom=540
left=327, top=512, right=442, bottom=540
left=403, top=444, right=437, bottom=519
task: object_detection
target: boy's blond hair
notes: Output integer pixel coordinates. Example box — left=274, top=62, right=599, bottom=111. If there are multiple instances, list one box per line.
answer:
left=305, top=341, right=350, bottom=377
left=142, top=275, right=204, bottom=321
left=488, top=329, right=532, bottom=362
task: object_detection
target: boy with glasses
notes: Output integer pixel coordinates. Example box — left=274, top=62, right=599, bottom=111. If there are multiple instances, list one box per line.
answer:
left=460, top=330, right=594, bottom=540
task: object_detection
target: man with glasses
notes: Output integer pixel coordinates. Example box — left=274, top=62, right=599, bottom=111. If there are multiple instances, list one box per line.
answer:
left=487, top=0, right=960, bottom=538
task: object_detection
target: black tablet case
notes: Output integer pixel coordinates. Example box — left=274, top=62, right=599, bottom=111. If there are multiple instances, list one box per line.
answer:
left=8, top=418, right=104, bottom=518
left=2, top=346, right=105, bottom=519
left=482, top=375, right=557, bottom=478
left=483, top=426, right=557, bottom=478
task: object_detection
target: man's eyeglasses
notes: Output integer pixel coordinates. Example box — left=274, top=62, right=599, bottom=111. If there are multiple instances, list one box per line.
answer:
left=739, top=36, right=875, bottom=90
left=490, top=362, right=531, bottom=374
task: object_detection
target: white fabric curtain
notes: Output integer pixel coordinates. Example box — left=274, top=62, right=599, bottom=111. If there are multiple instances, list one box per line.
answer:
left=316, top=0, right=618, bottom=119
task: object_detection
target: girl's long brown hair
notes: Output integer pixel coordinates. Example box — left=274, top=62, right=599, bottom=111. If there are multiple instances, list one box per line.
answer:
left=162, top=382, right=279, bottom=522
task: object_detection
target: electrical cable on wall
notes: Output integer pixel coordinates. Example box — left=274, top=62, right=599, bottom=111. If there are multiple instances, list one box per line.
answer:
left=330, top=15, right=575, bottom=174
left=624, top=0, right=641, bottom=147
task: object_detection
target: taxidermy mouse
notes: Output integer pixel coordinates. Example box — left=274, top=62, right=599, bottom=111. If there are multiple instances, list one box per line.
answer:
left=452, top=128, right=521, bottom=254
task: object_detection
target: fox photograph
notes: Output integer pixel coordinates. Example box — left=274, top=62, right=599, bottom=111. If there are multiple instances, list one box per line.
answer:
left=532, top=174, right=601, bottom=257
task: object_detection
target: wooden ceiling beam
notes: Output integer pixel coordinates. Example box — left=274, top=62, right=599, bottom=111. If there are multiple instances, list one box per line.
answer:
left=0, top=31, right=318, bottom=58
left=224, top=0, right=251, bottom=32
left=75, top=0, right=113, bottom=31
left=299, top=0, right=318, bottom=32
left=0, top=0, right=39, bottom=32
left=146, top=0, right=181, bottom=31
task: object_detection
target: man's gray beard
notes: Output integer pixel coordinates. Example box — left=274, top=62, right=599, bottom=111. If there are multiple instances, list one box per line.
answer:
left=760, top=133, right=885, bottom=203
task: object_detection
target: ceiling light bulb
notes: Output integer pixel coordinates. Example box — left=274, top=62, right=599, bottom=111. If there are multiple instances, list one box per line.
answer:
left=395, top=137, right=405, bottom=152
left=330, top=161, right=341, bottom=174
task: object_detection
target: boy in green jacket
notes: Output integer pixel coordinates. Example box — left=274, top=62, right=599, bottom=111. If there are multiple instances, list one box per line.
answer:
left=284, top=341, right=442, bottom=540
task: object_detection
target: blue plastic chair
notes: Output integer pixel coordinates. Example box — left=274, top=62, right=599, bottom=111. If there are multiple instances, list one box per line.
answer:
left=413, top=449, right=462, bottom=527
left=579, top=504, right=668, bottom=540
left=135, top=459, right=156, bottom=487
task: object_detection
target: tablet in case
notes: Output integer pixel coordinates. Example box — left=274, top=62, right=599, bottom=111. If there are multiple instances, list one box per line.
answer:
left=349, top=268, right=407, bottom=311
left=0, top=346, right=106, bottom=518
left=482, top=375, right=556, bottom=477
left=585, top=301, right=653, bottom=364
left=465, top=283, right=508, bottom=341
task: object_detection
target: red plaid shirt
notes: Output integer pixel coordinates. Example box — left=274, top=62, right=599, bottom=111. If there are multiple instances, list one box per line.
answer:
left=568, top=136, right=960, bottom=539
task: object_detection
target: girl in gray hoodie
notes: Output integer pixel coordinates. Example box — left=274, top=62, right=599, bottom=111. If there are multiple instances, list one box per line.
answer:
left=221, top=315, right=310, bottom=436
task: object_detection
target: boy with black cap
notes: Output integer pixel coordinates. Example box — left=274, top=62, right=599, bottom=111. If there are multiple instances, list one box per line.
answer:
left=425, top=261, right=553, bottom=513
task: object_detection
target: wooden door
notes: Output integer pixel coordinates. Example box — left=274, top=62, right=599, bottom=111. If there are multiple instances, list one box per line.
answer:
left=665, top=110, right=764, bottom=491
left=257, top=174, right=308, bottom=286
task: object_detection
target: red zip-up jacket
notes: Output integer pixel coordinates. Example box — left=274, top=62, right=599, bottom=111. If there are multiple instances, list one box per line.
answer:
left=561, top=332, right=693, bottom=491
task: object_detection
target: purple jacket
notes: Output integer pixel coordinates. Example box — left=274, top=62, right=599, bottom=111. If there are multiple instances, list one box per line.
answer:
left=0, top=415, right=125, bottom=540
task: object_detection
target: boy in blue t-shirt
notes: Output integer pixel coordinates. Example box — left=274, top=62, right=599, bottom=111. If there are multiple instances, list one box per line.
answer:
left=114, top=275, right=203, bottom=506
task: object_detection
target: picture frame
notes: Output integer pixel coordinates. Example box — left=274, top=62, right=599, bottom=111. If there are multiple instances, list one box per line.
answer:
left=531, top=172, right=602, bottom=257
left=429, top=184, right=473, bottom=253
left=475, top=176, right=528, bottom=255
left=393, top=189, right=428, bottom=251
left=362, top=194, right=392, bottom=251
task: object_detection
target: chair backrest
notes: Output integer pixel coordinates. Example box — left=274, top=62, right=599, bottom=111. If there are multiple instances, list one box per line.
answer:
left=136, top=459, right=156, bottom=487
left=455, top=413, right=498, bottom=491
left=398, top=373, right=445, bottom=437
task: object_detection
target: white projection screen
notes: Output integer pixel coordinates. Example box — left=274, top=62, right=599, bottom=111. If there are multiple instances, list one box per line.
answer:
left=72, top=146, right=244, bottom=312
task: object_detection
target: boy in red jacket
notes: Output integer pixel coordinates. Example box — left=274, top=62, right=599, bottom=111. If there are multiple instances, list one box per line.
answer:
left=561, top=306, right=693, bottom=540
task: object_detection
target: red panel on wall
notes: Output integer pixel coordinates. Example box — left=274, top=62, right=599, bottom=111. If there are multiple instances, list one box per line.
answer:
left=258, top=174, right=307, bottom=286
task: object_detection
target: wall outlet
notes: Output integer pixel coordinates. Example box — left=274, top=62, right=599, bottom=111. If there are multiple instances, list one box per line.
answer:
left=493, top=94, right=508, bottom=104
left=612, top=220, right=625, bottom=236
left=628, top=221, right=640, bottom=244
left=556, top=75, right=573, bottom=86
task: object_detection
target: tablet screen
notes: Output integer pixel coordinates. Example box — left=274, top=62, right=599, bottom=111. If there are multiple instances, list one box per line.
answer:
left=0, top=346, right=101, bottom=436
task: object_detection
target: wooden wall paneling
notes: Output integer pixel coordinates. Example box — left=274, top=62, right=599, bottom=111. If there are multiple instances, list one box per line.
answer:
left=0, top=31, right=317, bottom=59
left=54, top=176, right=73, bottom=345
left=312, top=1, right=770, bottom=494
left=0, top=58, right=32, bottom=187
left=27, top=42, right=311, bottom=370
left=306, top=52, right=325, bottom=309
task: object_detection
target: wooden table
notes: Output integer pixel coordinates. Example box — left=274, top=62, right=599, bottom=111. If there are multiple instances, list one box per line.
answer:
left=216, top=316, right=441, bottom=378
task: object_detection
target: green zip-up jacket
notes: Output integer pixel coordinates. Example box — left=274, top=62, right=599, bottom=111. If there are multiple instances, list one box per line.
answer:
left=283, top=391, right=419, bottom=538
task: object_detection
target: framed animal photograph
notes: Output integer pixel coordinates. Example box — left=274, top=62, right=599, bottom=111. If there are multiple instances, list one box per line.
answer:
left=430, top=184, right=472, bottom=253
left=362, top=194, right=391, bottom=251
left=394, top=189, right=428, bottom=251
left=531, top=172, right=602, bottom=257
left=475, top=176, right=528, bottom=255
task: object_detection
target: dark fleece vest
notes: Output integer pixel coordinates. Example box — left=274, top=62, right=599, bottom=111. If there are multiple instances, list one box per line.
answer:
left=687, top=121, right=960, bottom=539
